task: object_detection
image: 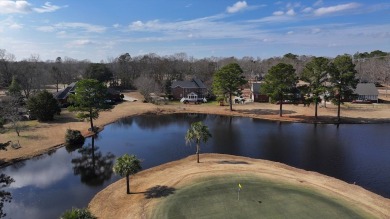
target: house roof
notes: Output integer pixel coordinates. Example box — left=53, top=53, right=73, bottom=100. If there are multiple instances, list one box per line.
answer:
left=193, top=79, right=206, bottom=89
left=355, top=83, right=379, bottom=96
left=172, top=79, right=206, bottom=89
left=54, top=82, right=76, bottom=100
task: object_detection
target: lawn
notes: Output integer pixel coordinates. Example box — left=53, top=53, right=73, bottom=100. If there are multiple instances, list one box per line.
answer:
left=150, top=175, right=371, bottom=219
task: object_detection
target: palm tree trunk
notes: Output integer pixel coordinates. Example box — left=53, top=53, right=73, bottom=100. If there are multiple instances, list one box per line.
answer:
left=279, top=102, right=283, bottom=117
left=337, top=92, right=341, bottom=122
left=279, top=94, right=283, bottom=117
left=126, top=174, right=130, bottom=194
left=196, top=144, right=200, bottom=163
left=89, top=108, right=94, bottom=132
left=92, top=136, right=96, bottom=169
left=229, top=93, right=233, bottom=111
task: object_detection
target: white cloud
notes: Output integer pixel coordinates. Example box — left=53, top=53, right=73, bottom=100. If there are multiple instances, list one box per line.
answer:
left=66, top=39, right=94, bottom=48
left=286, top=9, right=296, bottom=16
left=36, top=25, right=55, bottom=32
left=0, top=0, right=32, bottom=14
left=286, top=2, right=301, bottom=8
left=8, top=149, right=70, bottom=189
left=125, top=15, right=265, bottom=43
left=36, top=22, right=107, bottom=33
left=314, top=0, right=323, bottom=7
left=250, top=14, right=296, bottom=23
left=302, top=7, right=313, bottom=13
left=227, top=1, right=248, bottom=13
left=113, top=24, right=120, bottom=28
left=57, top=30, right=66, bottom=35
left=0, top=0, right=64, bottom=14
left=273, top=11, right=284, bottom=16
left=314, top=3, right=361, bottom=16
left=9, top=22, right=23, bottom=29
left=56, top=23, right=107, bottom=33
left=33, top=2, right=63, bottom=13
left=0, top=16, right=23, bottom=30
left=130, top=20, right=145, bottom=29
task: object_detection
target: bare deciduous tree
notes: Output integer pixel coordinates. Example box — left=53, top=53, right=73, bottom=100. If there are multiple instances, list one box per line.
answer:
left=134, top=75, right=160, bottom=102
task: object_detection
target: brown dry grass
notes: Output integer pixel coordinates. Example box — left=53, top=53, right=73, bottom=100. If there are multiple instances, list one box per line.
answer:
left=89, top=154, right=390, bottom=219
left=1, top=91, right=390, bottom=165
left=1, top=91, right=390, bottom=217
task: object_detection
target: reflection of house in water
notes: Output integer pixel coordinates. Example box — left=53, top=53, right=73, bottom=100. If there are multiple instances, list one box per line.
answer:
left=171, top=79, right=208, bottom=100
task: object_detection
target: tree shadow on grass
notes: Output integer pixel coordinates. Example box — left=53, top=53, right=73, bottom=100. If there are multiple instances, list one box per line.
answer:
left=236, top=109, right=296, bottom=115
left=217, top=160, right=249, bottom=165
left=144, top=185, right=176, bottom=199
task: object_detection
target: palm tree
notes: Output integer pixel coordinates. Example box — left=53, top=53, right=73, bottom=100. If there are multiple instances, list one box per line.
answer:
left=112, top=154, right=142, bottom=194
left=185, top=122, right=212, bottom=163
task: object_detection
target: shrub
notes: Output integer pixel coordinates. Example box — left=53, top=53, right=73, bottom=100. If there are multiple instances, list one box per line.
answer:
left=27, top=90, right=61, bottom=121
left=60, top=208, right=96, bottom=219
left=65, top=129, right=85, bottom=146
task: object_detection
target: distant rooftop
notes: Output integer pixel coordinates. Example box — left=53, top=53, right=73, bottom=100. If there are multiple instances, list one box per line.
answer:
left=355, top=83, right=379, bottom=96
left=172, top=79, right=206, bottom=89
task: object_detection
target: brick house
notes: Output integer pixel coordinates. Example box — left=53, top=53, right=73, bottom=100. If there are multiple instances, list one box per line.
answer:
left=171, top=79, right=207, bottom=100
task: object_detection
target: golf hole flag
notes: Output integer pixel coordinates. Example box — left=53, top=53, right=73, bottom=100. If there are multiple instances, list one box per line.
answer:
left=237, top=183, right=242, bottom=200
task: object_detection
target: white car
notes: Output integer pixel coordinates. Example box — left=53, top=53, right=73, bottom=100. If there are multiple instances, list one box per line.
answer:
left=234, top=96, right=245, bottom=104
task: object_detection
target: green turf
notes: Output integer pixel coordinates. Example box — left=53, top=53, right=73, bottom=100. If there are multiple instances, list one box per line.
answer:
left=150, top=175, right=372, bottom=219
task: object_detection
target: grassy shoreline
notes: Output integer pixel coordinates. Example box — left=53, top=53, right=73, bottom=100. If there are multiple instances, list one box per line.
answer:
left=89, top=154, right=390, bottom=218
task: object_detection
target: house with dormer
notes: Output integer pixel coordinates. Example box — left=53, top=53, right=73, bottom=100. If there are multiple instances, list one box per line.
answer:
left=171, top=79, right=208, bottom=100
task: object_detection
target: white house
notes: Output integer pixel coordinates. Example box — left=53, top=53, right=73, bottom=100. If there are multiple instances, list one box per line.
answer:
left=354, top=83, right=379, bottom=103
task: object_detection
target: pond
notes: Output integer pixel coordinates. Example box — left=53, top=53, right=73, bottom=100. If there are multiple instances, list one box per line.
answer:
left=2, top=114, right=390, bottom=218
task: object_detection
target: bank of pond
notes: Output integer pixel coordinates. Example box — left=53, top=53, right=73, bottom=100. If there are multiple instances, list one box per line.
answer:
left=2, top=113, right=390, bottom=218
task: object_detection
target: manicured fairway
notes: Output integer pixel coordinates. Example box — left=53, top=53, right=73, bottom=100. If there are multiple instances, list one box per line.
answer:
left=150, top=175, right=371, bottom=219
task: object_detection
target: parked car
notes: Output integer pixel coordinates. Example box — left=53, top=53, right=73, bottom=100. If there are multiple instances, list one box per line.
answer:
left=352, top=99, right=372, bottom=104
left=234, top=96, right=245, bottom=104
left=180, top=97, right=207, bottom=104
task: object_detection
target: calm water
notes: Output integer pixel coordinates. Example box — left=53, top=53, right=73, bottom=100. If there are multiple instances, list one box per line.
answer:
left=2, top=114, right=390, bottom=219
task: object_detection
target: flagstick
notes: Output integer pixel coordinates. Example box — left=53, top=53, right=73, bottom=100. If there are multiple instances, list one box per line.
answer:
left=238, top=188, right=240, bottom=201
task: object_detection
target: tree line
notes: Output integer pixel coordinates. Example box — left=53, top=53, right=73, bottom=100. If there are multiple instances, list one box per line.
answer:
left=212, top=55, right=359, bottom=122
left=0, top=49, right=389, bottom=97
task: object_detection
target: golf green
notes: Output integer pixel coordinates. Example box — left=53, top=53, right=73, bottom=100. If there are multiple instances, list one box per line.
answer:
left=150, top=175, right=372, bottom=219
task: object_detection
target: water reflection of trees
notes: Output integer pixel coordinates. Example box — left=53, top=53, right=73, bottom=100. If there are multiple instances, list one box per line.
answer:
left=0, top=173, right=13, bottom=218
left=114, top=114, right=208, bottom=130
left=0, top=145, right=14, bottom=218
left=71, top=137, right=115, bottom=187
left=209, top=115, right=241, bottom=154
left=113, top=117, right=133, bottom=127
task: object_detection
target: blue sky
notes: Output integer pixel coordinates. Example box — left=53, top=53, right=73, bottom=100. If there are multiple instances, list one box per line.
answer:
left=0, top=0, right=389, bottom=62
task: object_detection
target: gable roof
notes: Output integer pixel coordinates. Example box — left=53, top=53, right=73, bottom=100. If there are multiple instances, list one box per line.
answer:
left=172, top=79, right=206, bottom=89
left=355, top=83, right=379, bottom=96
left=193, top=79, right=206, bottom=89
left=54, top=82, right=77, bottom=100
